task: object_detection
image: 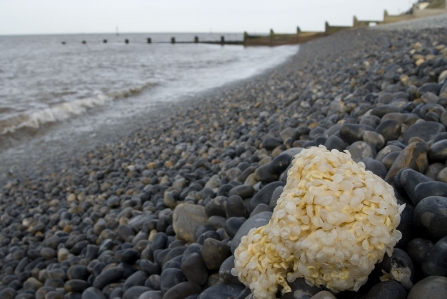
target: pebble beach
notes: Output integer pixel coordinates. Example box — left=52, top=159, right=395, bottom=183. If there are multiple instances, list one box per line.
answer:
left=2, top=15, right=447, bottom=299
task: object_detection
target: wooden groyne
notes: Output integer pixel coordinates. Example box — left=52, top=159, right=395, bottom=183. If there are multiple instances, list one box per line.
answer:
left=244, top=4, right=447, bottom=46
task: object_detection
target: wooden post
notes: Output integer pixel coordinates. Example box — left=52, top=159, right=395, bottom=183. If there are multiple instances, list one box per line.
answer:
left=270, top=29, right=274, bottom=36
left=147, top=38, right=151, bottom=43
left=125, top=39, right=129, bottom=44
left=171, top=37, right=175, bottom=44
left=296, top=27, right=301, bottom=34
left=221, top=36, right=225, bottom=45
left=61, top=41, right=66, bottom=45
left=103, top=39, right=107, bottom=43
left=194, top=36, right=199, bottom=43
left=82, top=40, right=86, bottom=44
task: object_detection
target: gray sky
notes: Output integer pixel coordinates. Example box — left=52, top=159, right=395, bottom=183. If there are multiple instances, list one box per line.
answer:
left=0, top=0, right=415, bottom=35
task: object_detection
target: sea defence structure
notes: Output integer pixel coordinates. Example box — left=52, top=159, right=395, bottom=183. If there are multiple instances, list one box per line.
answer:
left=244, top=1, right=447, bottom=46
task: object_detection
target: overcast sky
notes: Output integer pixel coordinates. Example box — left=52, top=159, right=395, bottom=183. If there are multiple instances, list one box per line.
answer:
left=0, top=0, right=415, bottom=35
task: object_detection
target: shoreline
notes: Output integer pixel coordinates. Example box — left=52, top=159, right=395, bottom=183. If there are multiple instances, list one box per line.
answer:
left=1, top=17, right=447, bottom=299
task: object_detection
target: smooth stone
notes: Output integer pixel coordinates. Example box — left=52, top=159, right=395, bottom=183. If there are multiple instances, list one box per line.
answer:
left=370, top=105, right=401, bottom=118
left=250, top=203, right=272, bottom=217
left=269, top=186, right=283, bottom=209
left=375, top=145, right=402, bottom=162
left=225, top=217, right=245, bottom=239
left=173, top=203, right=208, bottom=243
left=249, top=181, right=285, bottom=211
left=0, top=288, right=16, bottom=299
left=407, top=276, right=447, bottom=299
left=323, top=135, right=347, bottom=152
left=365, top=280, right=406, bottom=299
left=270, top=154, right=292, bottom=174
left=375, top=120, right=401, bottom=142
left=138, top=291, right=162, bottom=299
left=382, top=151, right=400, bottom=169
left=122, top=286, right=152, bottom=299
left=81, top=287, right=106, bottom=299
left=419, top=83, right=441, bottom=96
left=396, top=203, right=414, bottom=248
left=385, top=142, right=429, bottom=183
left=162, top=281, right=201, bottom=299
left=346, top=141, right=376, bottom=162
left=118, top=224, right=135, bottom=242
left=123, top=271, right=148, bottom=292
left=226, top=195, right=247, bottom=218
left=379, top=248, right=414, bottom=289
left=309, top=291, right=337, bottom=299
left=262, top=137, right=282, bottom=151
left=92, top=267, right=123, bottom=290
left=237, top=166, right=256, bottom=184
left=407, top=238, right=433, bottom=269
left=400, top=168, right=433, bottom=203
left=414, top=196, right=447, bottom=241
left=428, top=140, right=447, bottom=162
left=425, top=163, right=445, bottom=180
left=421, top=92, right=440, bottom=104
left=421, top=236, right=447, bottom=276
left=160, top=268, right=186, bottom=293
left=412, top=181, right=447, bottom=206
left=202, top=238, right=231, bottom=270
left=281, top=277, right=321, bottom=299
left=280, top=127, right=299, bottom=142
left=205, top=196, right=227, bottom=218
left=106, top=195, right=120, bottom=208
left=181, top=252, right=208, bottom=285
left=362, top=158, right=388, bottom=180
left=151, top=232, right=168, bottom=252
left=139, top=260, right=160, bottom=276
left=122, top=249, right=140, bottom=264
left=253, top=164, right=278, bottom=183
left=218, top=256, right=242, bottom=286
left=362, top=131, right=385, bottom=150
left=339, top=124, right=368, bottom=144
left=437, top=167, right=447, bottom=183
left=228, top=185, right=255, bottom=199
left=46, top=268, right=66, bottom=280
left=197, top=283, right=245, bottom=299
left=64, top=279, right=90, bottom=293
left=230, top=211, right=272, bottom=254
left=40, top=247, right=57, bottom=260
left=401, top=121, right=445, bottom=144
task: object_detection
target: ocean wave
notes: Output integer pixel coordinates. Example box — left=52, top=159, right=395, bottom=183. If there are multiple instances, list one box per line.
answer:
left=0, top=82, right=157, bottom=135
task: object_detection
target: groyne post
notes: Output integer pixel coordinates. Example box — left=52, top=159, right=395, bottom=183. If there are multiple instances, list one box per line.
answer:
left=194, top=36, right=199, bottom=43
left=147, top=38, right=151, bottom=43
left=221, top=36, right=225, bottom=45
left=125, top=39, right=129, bottom=44
left=82, top=40, right=86, bottom=44
left=103, top=39, right=107, bottom=43
left=171, top=37, right=175, bottom=44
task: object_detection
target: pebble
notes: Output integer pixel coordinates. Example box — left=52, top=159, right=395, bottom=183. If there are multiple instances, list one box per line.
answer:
left=181, top=252, right=208, bottom=285
left=414, top=196, right=447, bottom=241
left=421, top=235, right=447, bottom=276
left=162, top=281, right=201, bottom=299
left=202, top=238, right=231, bottom=270
left=407, top=276, right=447, bottom=299
left=197, top=283, right=245, bottom=299
left=172, top=203, right=208, bottom=243
left=249, top=181, right=285, bottom=210
left=365, top=280, right=407, bottom=299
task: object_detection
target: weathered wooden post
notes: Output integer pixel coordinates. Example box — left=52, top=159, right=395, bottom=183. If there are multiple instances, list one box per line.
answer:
left=147, top=38, right=151, bottom=43
left=194, top=36, right=199, bottom=43
left=125, top=39, right=129, bottom=44
left=270, top=29, right=274, bottom=36
left=61, top=41, right=66, bottom=45
left=296, top=27, right=301, bottom=34
left=171, top=37, right=175, bottom=44
left=103, top=39, right=107, bottom=43
left=82, top=40, right=86, bottom=44
left=221, top=36, right=225, bottom=45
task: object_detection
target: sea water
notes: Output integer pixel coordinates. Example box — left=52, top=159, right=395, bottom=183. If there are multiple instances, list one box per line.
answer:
left=0, top=32, right=298, bottom=181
